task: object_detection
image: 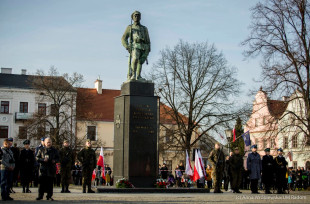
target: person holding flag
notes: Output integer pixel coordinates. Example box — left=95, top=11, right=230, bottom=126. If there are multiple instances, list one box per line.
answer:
left=208, top=142, right=225, bottom=193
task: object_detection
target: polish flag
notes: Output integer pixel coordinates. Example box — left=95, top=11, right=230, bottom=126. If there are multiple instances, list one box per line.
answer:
left=197, top=149, right=206, bottom=178
left=92, top=169, right=96, bottom=181
left=193, top=149, right=204, bottom=181
left=233, top=129, right=236, bottom=142
left=185, top=150, right=193, bottom=177
left=97, top=147, right=106, bottom=179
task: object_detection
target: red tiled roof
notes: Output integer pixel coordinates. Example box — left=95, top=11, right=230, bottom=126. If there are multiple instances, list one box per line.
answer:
left=77, top=88, right=120, bottom=121
left=160, top=103, right=188, bottom=124
left=267, top=100, right=288, bottom=118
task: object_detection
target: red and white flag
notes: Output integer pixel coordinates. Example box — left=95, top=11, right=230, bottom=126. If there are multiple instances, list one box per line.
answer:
left=97, top=147, right=106, bottom=179
left=197, top=149, right=206, bottom=178
left=185, top=150, right=193, bottom=177
left=92, top=169, right=96, bottom=181
left=193, top=149, right=204, bottom=181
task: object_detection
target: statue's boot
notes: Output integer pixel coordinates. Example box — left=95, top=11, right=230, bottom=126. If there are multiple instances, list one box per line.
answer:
left=136, top=63, right=142, bottom=80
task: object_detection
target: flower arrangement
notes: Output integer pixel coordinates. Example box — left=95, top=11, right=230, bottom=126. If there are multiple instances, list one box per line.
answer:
left=155, top=179, right=168, bottom=188
left=116, top=178, right=134, bottom=188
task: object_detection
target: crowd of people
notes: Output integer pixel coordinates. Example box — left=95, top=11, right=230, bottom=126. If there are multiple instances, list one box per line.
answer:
left=0, top=137, right=113, bottom=201
left=158, top=143, right=310, bottom=194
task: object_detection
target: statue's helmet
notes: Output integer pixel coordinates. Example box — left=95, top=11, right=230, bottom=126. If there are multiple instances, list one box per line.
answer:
left=131, top=11, right=141, bottom=19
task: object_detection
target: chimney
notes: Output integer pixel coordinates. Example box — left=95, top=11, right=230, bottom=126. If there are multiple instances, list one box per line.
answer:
left=21, top=69, right=27, bottom=75
left=1, top=68, right=12, bottom=74
left=95, top=79, right=102, bottom=94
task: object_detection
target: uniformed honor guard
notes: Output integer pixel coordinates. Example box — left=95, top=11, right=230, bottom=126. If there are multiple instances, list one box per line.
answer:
left=77, top=139, right=97, bottom=193
left=229, top=147, right=243, bottom=193
left=208, top=142, right=225, bottom=193
left=59, top=140, right=74, bottom=193
left=19, top=140, right=35, bottom=193
left=274, top=148, right=288, bottom=194
left=262, top=148, right=273, bottom=194
left=247, top=144, right=262, bottom=194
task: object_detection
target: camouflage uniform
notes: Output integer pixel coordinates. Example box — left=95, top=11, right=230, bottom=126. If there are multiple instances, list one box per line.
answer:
left=77, top=142, right=96, bottom=193
left=229, top=152, right=244, bottom=193
left=59, top=145, right=74, bottom=193
left=208, top=148, right=225, bottom=193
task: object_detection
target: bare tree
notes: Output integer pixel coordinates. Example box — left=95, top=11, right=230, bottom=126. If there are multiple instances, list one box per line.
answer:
left=242, top=0, right=310, bottom=144
left=149, top=40, right=242, bottom=158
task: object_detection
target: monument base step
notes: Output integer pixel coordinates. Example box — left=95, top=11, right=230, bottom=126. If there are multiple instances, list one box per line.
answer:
left=96, top=187, right=210, bottom=193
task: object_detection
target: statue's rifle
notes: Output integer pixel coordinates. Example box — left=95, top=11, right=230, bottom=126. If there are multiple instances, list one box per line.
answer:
left=128, top=19, right=133, bottom=79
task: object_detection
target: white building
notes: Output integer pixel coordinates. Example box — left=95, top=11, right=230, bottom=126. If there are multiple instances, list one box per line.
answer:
left=0, top=68, right=76, bottom=148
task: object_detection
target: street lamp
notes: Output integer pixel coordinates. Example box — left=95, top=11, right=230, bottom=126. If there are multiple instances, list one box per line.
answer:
left=225, top=129, right=232, bottom=152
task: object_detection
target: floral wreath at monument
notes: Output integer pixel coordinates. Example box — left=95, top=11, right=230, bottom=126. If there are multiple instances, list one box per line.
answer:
left=116, top=178, right=135, bottom=188
left=155, top=179, right=168, bottom=188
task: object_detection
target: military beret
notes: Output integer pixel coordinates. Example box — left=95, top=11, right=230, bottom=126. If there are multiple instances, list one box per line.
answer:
left=277, top=148, right=283, bottom=152
left=251, top=144, right=257, bottom=149
left=131, top=10, right=141, bottom=18
left=264, top=148, right=270, bottom=152
left=86, top=139, right=91, bottom=143
left=23, top=139, right=30, bottom=145
left=8, top=137, right=13, bottom=142
left=234, top=147, right=239, bottom=150
left=41, top=137, right=46, bottom=141
left=63, top=140, right=69, bottom=143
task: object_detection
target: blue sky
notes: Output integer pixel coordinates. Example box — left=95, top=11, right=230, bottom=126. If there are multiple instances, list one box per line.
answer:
left=0, top=0, right=261, bottom=101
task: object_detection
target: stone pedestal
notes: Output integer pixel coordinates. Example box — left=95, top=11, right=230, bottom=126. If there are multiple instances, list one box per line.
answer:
left=113, top=81, right=159, bottom=188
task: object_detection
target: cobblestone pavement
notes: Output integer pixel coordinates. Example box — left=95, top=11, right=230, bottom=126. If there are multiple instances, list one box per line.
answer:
left=5, top=186, right=310, bottom=204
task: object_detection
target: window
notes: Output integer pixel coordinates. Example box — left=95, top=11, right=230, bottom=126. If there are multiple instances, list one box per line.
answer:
left=165, top=129, right=174, bottom=143
left=50, top=104, right=58, bottom=116
left=87, top=126, right=96, bottom=141
left=284, top=137, right=288, bottom=149
left=38, top=103, right=46, bottom=115
left=271, top=138, right=275, bottom=148
left=263, top=139, right=267, bottom=148
left=37, top=127, right=45, bottom=140
left=255, top=118, right=259, bottom=127
left=18, top=126, right=27, bottom=139
left=1, top=101, right=9, bottom=114
left=20, top=102, right=28, bottom=113
left=0, top=126, right=8, bottom=138
left=293, top=161, right=298, bottom=170
left=292, top=136, right=298, bottom=148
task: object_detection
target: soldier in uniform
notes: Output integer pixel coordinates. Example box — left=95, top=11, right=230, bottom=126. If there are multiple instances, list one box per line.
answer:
left=246, top=144, right=262, bottom=194
left=59, top=140, right=74, bottom=193
left=262, top=148, right=274, bottom=194
left=274, top=148, right=288, bottom=194
left=229, top=147, right=243, bottom=193
left=19, top=139, right=35, bottom=193
left=77, top=139, right=97, bottom=193
left=121, top=11, right=151, bottom=81
left=208, top=142, right=225, bottom=193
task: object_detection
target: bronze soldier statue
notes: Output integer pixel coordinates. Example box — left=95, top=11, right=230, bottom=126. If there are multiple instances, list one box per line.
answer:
left=274, top=148, right=288, bottom=194
left=77, top=139, right=97, bottom=193
left=262, top=148, right=274, bottom=194
left=122, top=11, right=151, bottom=81
left=208, top=142, right=225, bottom=193
left=229, top=147, right=243, bottom=193
left=59, top=140, right=74, bottom=193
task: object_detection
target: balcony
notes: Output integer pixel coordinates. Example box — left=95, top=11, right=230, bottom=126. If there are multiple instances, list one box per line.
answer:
left=15, top=112, right=33, bottom=121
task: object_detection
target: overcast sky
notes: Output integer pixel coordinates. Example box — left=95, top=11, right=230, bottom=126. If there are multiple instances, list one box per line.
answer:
left=0, top=0, right=261, bottom=102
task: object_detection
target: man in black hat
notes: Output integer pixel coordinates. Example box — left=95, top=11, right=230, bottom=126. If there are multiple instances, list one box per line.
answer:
left=247, top=144, right=262, bottom=194
left=20, top=140, right=35, bottom=193
left=262, top=148, right=274, bottom=194
left=229, top=147, right=243, bottom=193
left=274, top=148, right=288, bottom=194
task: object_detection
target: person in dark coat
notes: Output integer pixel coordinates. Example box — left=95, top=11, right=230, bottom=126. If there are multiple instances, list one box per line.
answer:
left=36, top=138, right=59, bottom=201
left=59, top=140, right=74, bottom=193
left=19, top=140, right=35, bottom=193
left=8, top=137, right=19, bottom=193
left=34, top=137, right=46, bottom=187
left=274, top=148, right=288, bottom=194
left=208, top=142, right=225, bottom=193
left=229, top=147, right=243, bottom=193
left=246, top=144, right=262, bottom=194
left=223, top=155, right=231, bottom=191
left=72, top=161, right=82, bottom=185
left=262, top=148, right=274, bottom=194
left=160, top=163, right=168, bottom=180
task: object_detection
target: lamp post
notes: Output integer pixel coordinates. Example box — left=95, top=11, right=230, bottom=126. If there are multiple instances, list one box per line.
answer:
left=225, top=129, right=232, bottom=152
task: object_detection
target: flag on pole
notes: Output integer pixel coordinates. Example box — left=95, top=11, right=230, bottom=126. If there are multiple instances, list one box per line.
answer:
left=185, top=150, right=193, bottom=177
left=193, top=149, right=204, bottom=181
left=197, top=149, right=206, bottom=177
left=92, top=169, right=96, bottom=181
left=241, top=131, right=251, bottom=146
left=97, top=147, right=106, bottom=179
left=233, top=129, right=236, bottom=142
